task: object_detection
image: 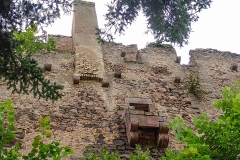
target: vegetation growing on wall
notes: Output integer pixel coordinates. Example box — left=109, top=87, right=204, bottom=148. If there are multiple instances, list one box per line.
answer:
left=147, top=42, right=173, bottom=48
left=186, top=74, right=210, bottom=99
left=0, top=100, right=74, bottom=159
left=163, top=81, right=240, bottom=160
left=1, top=23, right=63, bottom=102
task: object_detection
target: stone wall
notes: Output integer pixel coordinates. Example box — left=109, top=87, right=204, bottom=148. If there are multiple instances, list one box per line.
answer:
left=1, top=44, right=240, bottom=159
left=100, top=43, right=192, bottom=158
left=50, top=35, right=73, bottom=53
left=188, top=48, right=240, bottom=118
left=1, top=1, right=240, bottom=159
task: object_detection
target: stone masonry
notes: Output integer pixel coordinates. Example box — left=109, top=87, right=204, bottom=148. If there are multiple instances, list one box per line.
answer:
left=1, top=1, right=240, bottom=159
left=50, top=35, right=73, bottom=53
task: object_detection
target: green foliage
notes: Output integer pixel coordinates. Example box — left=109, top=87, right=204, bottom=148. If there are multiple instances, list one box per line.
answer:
left=0, top=0, right=71, bottom=102
left=101, top=0, right=212, bottom=47
left=0, top=99, right=21, bottom=160
left=82, top=148, right=120, bottom=160
left=164, top=81, right=240, bottom=160
left=129, top=145, right=152, bottom=160
left=1, top=25, right=63, bottom=102
left=147, top=41, right=173, bottom=48
left=0, top=100, right=74, bottom=160
left=82, top=144, right=152, bottom=160
left=186, top=74, right=210, bottom=99
left=13, top=23, right=56, bottom=55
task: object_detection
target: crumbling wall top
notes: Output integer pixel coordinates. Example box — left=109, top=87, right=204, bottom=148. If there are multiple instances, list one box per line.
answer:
left=49, top=34, right=72, bottom=38
left=189, top=48, right=240, bottom=59
left=74, top=0, right=95, bottom=7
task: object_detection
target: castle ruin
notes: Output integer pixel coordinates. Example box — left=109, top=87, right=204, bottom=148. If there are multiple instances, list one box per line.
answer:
left=1, top=1, right=240, bottom=159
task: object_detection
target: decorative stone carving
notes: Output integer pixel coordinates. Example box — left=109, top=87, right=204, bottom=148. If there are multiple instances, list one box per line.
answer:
left=78, top=56, right=99, bottom=77
left=44, top=64, right=52, bottom=71
left=80, top=73, right=97, bottom=80
left=124, top=98, right=169, bottom=149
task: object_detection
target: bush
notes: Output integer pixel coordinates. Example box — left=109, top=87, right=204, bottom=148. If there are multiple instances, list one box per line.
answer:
left=0, top=100, right=74, bottom=160
left=82, top=144, right=152, bottom=160
left=163, top=81, right=240, bottom=160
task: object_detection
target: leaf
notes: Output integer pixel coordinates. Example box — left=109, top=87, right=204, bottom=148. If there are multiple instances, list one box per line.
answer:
left=6, top=131, right=15, bottom=140
left=8, top=124, right=17, bottom=131
left=53, top=157, right=61, bottom=160
left=32, top=135, right=42, bottom=148
left=44, top=116, right=51, bottom=122
left=236, top=94, right=240, bottom=100
left=15, top=143, right=20, bottom=150
left=189, top=147, right=198, bottom=154
left=0, top=106, right=6, bottom=112
left=44, top=131, right=51, bottom=138
left=62, top=151, right=68, bottom=157
left=7, top=115, right=15, bottom=123
left=0, top=126, right=4, bottom=132
left=40, top=146, right=48, bottom=152
left=44, top=124, right=51, bottom=130
left=0, top=113, right=4, bottom=120
left=183, top=148, right=190, bottom=155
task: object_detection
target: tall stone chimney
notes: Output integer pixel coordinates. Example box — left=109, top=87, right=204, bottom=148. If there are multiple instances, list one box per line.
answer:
left=72, top=1, right=105, bottom=80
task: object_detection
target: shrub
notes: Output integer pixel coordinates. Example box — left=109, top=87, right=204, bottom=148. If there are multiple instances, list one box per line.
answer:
left=0, top=100, right=73, bottom=160
left=186, top=74, right=210, bottom=99
left=82, top=144, right=152, bottom=160
left=163, top=81, right=240, bottom=160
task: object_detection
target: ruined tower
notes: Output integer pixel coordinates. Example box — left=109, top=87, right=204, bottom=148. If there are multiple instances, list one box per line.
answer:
left=72, top=0, right=105, bottom=80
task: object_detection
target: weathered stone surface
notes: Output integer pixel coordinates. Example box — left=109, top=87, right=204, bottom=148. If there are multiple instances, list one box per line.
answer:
left=1, top=2, right=240, bottom=159
left=50, top=35, right=73, bottom=52
left=114, top=139, right=125, bottom=146
left=44, top=64, right=52, bottom=71
left=102, top=79, right=109, bottom=87
left=231, top=63, right=238, bottom=71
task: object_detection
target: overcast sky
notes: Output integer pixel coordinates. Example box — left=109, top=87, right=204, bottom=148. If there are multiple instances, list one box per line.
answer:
left=46, top=0, right=240, bottom=64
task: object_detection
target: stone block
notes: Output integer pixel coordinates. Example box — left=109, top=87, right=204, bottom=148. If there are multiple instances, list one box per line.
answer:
left=44, top=64, right=52, bottom=71
left=114, top=65, right=122, bottom=78
left=73, top=75, right=80, bottom=84
left=121, top=51, right=126, bottom=57
left=174, top=76, right=181, bottom=83
left=175, top=56, right=181, bottom=63
left=124, top=52, right=136, bottom=62
left=102, top=79, right=109, bottom=87
left=231, top=63, right=238, bottom=71
left=122, top=44, right=138, bottom=62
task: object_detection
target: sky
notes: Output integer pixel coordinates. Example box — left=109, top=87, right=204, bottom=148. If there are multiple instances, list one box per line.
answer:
left=46, top=0, right=240, bottom=64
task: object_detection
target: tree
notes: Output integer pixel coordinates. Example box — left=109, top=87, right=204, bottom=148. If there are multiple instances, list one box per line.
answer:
left=0, top=0, right=72, bottom=102
left=100, top=0, right=212, bottom=47
left=163, top=81, right=240, bottom=160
